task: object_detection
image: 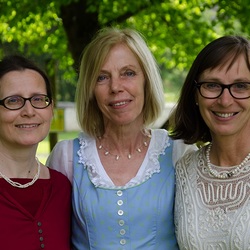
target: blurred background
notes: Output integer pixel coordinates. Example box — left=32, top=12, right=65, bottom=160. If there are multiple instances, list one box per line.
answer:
left=1, top=0, right=249, bottom=162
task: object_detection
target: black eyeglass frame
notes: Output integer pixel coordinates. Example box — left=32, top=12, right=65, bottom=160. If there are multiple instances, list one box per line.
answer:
left=0, top=94, right=52, bottom=110
left=195, top=81, right=250, bottom=99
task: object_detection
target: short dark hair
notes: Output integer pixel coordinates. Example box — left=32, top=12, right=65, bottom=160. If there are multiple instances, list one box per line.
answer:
left=0, top=55, right=52, bottom=100
left=168, top=35, right=250, bottom=144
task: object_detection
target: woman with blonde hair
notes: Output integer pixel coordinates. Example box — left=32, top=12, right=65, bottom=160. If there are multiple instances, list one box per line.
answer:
left=47, top=27, right=195, bottom=249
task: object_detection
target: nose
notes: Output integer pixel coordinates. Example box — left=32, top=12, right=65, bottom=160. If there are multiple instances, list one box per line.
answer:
left=110, top=76, right=123, bottom=93
left=217, top=88, right=234, bottom=106
left=21, top=100, right=35, bottom=116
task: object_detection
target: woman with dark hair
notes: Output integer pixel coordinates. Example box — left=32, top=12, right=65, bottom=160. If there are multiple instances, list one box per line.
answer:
left=168, top=35, right=250, bottom=249
left=0, top=55, right=71, bottom=250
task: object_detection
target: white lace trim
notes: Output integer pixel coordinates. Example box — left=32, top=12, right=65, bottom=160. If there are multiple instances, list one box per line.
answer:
left=175, top=148, right=250, bottom=249
left=77, top=129, right=170, bottom=189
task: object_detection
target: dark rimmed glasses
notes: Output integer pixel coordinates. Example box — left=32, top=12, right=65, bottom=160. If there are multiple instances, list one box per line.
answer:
left=195, top=81, right=250, bottom=99
left=0, top=94, right=52, bottom=110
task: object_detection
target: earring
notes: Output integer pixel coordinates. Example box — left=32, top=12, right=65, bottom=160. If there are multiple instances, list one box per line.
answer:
left=196, top=102, right=198, bottom=105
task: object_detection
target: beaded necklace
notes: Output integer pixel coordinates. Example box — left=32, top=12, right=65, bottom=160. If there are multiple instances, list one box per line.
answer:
left=0, top=157, right=41, bottom=188
left=206, top=143, right=250, bottom=179
left=98, top=130, right=151, bottom=161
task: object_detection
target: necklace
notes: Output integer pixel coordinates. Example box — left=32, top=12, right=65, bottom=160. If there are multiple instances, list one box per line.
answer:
left=0, top=157, right=41, bottom=188
left=98, top=130, right=151, bottom=160
left=206, top=143, right=250, bottom=179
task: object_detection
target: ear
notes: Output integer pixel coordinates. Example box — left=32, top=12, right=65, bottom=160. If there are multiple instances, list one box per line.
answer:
left=50, top=100, right=54, bottom=116
left=195, top=93, right=199, bottom=106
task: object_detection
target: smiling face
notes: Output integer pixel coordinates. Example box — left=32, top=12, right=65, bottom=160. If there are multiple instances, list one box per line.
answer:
left=94, top=43, right=145, bottom=128
left=0, top=69, right=53, bottom=149
left=197, top=54, right=250, bottom=140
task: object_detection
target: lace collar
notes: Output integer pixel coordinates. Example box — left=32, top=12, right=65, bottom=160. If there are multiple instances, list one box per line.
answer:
left=77, top=129, right=170, bottom=189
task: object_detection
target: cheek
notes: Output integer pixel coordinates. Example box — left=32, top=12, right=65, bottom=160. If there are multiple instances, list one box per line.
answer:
left=198, top=99, right=216, bottom=124
left=0, top=112, right=16, bottom=123
left=94, top=86, right=102, bottom=102
left=136, top=83, right=145, bottom=99
left=94, top=94, right=103, bottom=108
left=45, top=107, right=54, bottom=122
left=197, top=96, right=208, bottom=115
left=94, top=86, right=108, bottom=106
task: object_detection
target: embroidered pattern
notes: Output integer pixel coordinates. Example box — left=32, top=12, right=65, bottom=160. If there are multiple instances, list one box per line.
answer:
left=175, top=148, right=250, bottom=250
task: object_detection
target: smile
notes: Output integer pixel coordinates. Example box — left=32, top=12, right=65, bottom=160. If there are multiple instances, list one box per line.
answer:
left=111, top=101, right=129, bottom=107
left=214, top=112, right=235, bottom=118
left=16, top=124, right=39, bottom=128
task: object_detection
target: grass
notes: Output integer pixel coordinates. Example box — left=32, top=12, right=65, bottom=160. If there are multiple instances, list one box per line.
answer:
left=37, top=131, right=79, bottom=164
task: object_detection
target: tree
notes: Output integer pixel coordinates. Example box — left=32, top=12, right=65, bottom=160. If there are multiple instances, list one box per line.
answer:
left=1, top=0, right=249, bottom=73
left=1, top=0, right=249, bottom=147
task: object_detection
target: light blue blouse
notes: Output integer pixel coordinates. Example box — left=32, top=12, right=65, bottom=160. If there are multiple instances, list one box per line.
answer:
left=71, top=129, right=178, bottom=249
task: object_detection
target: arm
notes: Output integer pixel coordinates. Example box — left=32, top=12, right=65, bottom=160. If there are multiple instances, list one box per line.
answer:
left=46, top=139, right=74, bottom=183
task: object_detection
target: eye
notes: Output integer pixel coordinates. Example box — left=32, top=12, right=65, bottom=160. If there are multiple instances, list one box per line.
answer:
left=121, top=70, right=136, bottom=78
left=232, top=82, right=250, bottom=90
left=32, top=95, right=46, bottom=102
left=202, top=82, right=221, bottom=90
left=97, top=74, right=110, bottom=83
left=6, top=96, right=22, bottom=104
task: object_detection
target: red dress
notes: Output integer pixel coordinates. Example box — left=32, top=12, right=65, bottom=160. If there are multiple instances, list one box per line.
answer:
left=0, top=168, right=71, bottom=250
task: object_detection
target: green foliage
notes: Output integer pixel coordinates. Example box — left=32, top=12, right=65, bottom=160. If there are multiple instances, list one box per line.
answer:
left=0, top=0, right=75, bottom=100
left=1, top=0, right=250, bottom=102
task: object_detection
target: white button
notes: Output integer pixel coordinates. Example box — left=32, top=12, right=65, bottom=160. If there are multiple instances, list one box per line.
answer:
left=117, top=200, right=123, bottom=206
left=120, top=229, right=126, bottom=235
left=118, top=220, right=125, bottom=226
left=118, top=210, right=124, bottom=216
left=120, top=239, right=126, bottom=245
left=117, top=190, right=123, bottom=196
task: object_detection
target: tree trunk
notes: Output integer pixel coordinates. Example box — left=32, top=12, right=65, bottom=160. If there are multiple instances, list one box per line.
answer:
left=60, top=0, right=101, bottom=70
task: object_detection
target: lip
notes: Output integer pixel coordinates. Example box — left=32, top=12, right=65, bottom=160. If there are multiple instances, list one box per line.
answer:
left=109, top=100, right=131, bottom=107
left=15, top=123, right=40, bottom=128
left=213, top=112, right=237, bottom=118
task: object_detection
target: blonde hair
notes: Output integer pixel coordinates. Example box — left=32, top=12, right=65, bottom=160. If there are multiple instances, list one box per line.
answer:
left=76, top=27, right=164, bottom=137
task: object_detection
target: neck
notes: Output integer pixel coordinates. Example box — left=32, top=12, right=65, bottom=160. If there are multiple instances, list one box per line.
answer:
left=0, top=155, right=38, bottom=178
left=209, top=140, right=250, bottom=166
left=98, top=128, right=151, bottom=160
left=206, top=142, right=250, bottom=179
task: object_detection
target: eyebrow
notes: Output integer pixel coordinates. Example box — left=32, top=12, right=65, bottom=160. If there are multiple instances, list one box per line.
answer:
left=200, top=77, right=250, bottom=83
left=100, top=64, right=139, bottom=72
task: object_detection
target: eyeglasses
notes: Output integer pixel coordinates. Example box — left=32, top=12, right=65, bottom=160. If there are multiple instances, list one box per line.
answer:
left=195, top=81, right=250, bottom=99
left=0, top=94, right=52, bottom=110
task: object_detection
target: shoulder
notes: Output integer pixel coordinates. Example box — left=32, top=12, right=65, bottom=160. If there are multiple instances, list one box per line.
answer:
left=49, top=168, right=71, bottom=186
left=151, top=129, right=196, bottom=151
left=47, top=139, right=74, bottom=165
left=173, top=139, right=198, bottom=154
left=151, top=128, right=169, bottom=145
left=46, top=138, right=76, bottom=183
left=52, top=139, right=74, bottom=152
left=176, top=149, right=200, bottom=168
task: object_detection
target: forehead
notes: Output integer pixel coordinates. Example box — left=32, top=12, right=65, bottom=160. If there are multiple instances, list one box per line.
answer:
left=200, top=54, right=250, bottom=80
left=0, top=69, right=46, bottom=96
left=103, top=43, right=140, bottom=67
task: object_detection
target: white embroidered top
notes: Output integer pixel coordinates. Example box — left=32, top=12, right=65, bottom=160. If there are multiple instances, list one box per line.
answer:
left=46, top=130, right=196, bottom=186
left=175, top=146, right=250, bottom=250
